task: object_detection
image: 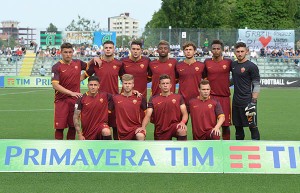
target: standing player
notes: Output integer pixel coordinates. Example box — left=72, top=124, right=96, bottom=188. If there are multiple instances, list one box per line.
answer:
left=112, top=74, right=147, bottom=140
left=231, top=42, right=260, bottom=140
left=83, top=40, right=123, bottom=140
left=176, top=42, right=205, bottom=107
left=138, top=74, right=188, bottom=140
left=204, top=40, right=232, bottom=140
left=189, top=80, right=225, bottom=140
left=149, top=40, right=177, bottom=96
left=120, top=40, right=150, bottom=97
left=51, top=42, right=96, bottom=140
left=73, top=76, right=112, bottom=140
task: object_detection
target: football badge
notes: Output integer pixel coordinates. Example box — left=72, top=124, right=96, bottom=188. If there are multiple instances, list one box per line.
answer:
left=195, top=67, right=200, bottom=71
left=133, top=99, right=137, bottom=104
left=241, top=67, right=245, bottom=73
left=208, top=104, right=213, bottom=108
left=172, top=99, right=176, bottom=103
left=168, top=63, right=172, bottom=67
left=223, top=65, right=227, bottom=69
left=140, top=64, right=144, bottom=68
left=100, top=98, right=104, bottom=103
left=113, top=65, right=117, bottom=69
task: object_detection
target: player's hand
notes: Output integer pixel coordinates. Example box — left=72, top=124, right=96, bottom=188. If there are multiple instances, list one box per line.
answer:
left=78, top=133, right=85, bottom=140
left=245, top=102, right=256, bottom=116
left=70, top=92, right=83, bottom=98
left=135, top=127, right=146, bottom=135
left=133, top=90, right=143, bottom=98
left=177, top=122, right=187, bottom=131
left=93, top=57, right=102, bottom=68
left=211, top=127, right=220, bottom=136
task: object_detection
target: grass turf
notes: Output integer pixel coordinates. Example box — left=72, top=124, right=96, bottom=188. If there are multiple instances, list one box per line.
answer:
left=0, top=87, right=300, bottom=193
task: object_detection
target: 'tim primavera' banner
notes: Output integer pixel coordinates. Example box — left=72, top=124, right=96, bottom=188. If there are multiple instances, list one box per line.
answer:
left=0, top=140, right=299, bottom=174
left=238, top=29, right=295, bottom=51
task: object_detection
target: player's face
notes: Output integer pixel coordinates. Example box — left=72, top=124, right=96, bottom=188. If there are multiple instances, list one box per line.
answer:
left=211, top=44, right=222, bottom=58
left=199, top=84, right=211, bottom=99
left=130, top=45, right=142, bottom=59
left=159, top=78, right=172, bottom=93
left=61, top=48, right=73, bottom=63
left=88, top=80, right=100, bottom=95
left=184, top=46, right=195, bottom=59
left=122, top=79, right=134, bottom=93
left=157, top=44, right=169, bottom=57
left=103, top=43, right=115, bottom=57
left=235, top=47, right=248, bottom=63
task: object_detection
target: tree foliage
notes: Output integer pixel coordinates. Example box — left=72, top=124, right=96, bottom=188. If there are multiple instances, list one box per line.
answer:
left=46, top=23, right=58, bottom=32
left=65, top=15, right=100, bottom=31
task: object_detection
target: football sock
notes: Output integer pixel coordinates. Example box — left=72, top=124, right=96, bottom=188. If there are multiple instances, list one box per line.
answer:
left=55, top=129, right=64, bottom=140
left=235, top=126, right=245, bottom=140
left=250, top=127, right=260, bottom=140
left=67, top=127, right=76, bottom=140
left=177, top=135, right=187, bottom=141
left=222, top=126, right=231, bottom=140
left=103, top=135, right=112, bottom=140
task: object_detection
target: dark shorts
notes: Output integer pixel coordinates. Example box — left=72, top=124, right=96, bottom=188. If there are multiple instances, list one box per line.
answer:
left=83, top=123, right=109, bottom=140
left=232, top=105, right=258, bottom=127
left=54, top=97, right=76, bottom=129
left=108, top=111, right=117, bottom=128
left=211, top=95, right=231, bottom=126
left=193, top=128, right=220, bottom=140
left=154, top=123, right=180, bottom=140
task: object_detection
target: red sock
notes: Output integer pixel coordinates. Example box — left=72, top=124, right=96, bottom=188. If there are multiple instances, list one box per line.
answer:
left=222, top=126, right=231, bottom=140
left=67, top=127, right=76, bottom=140
left=55, top=129, right=64, bottom=140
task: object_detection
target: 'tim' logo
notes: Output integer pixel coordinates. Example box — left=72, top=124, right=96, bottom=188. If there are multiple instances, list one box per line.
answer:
left=229, top=146, right=261, bottom=169
left=7, top=78, right=15, bottom=85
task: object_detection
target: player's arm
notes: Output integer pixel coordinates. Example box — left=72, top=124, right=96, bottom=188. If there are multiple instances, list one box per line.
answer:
left=177, top=103, right=188, bottom=130
left=73, top=108, right=85, bottom=140
left=212, top=114, right=225, bottom=136
left=136, top=108, right=153, bottom=134
left=52, top=81, right=83, bottom=98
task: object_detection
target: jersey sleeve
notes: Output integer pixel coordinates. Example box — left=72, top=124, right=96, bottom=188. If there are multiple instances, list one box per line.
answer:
left=75, top=96, right=84, bottom=111
left=80, top=60, right=88, bottom=71
left=250, top=64, right=260, bottom=83
left=215, top=101, right=224, bottom=116
left=147, top=96, right=154, bottom=109
left=51, top=63, right=60, bottom=82
left=141, top=97, right=147, bottom=111
left=85, top=63, right=96, bottom=77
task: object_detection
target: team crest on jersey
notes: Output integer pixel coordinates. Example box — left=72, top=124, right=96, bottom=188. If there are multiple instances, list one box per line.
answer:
left=140, top=64, right=144, bottom=68
left=172, top=99, right=176, bottom=103
left=168, top=63, right=172, bottom=67
left=241, top=67, right=245, bottom=73
left=113, top=65, right=117, bottom=69
left=208, top=104, right=213, bottom=108
left=75, top=66, right=78, bottom=69
left=195, top=67, right=200, bottom=71
left=100, top=98, right=104, bottom=103
left=133, top=99, right=137, bottom=104
left=223, top=65, right=227, bottom=69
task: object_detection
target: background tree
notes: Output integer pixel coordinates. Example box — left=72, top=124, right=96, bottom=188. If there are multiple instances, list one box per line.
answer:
left=65, top=15, right=101, bottom=31
left=46, top=23, right=58, bottom=32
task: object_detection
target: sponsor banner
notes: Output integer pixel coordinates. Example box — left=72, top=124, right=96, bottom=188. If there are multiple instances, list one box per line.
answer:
left=0, top=76, right=4, bottom=88
left=40, top=31, right=63, bottom=50
left=63, top=31, right=93, bottom=46
left=0, top=140, right=299, bottom=173
left=260, top=77, right=300, bottom=87
left=0, top=140, right=223, bottom=173
left=3, top=76, right=88, bottom=88
left=93, top=31, right=117, bottom=48
left=238, top=29, right=295, bottom=51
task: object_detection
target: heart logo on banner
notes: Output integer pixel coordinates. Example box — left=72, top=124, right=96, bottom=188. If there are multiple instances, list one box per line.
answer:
left=259, top=36, right=272, bottom=47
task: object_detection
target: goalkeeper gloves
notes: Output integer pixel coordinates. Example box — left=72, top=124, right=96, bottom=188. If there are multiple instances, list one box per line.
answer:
left=245, top=98, right=257, bottom=117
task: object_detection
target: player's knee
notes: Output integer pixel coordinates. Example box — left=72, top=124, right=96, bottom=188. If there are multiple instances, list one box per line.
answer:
left=177, top=129, right=187, bottom=136
left=136, top=133, right=145, bottom=140
left=210, top=132, right=220, bottom=140
left=102, top=128, right=111, bottom=136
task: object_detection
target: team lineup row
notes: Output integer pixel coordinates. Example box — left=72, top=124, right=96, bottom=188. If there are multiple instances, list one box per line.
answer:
left=51, top=39, right=260, bottom=141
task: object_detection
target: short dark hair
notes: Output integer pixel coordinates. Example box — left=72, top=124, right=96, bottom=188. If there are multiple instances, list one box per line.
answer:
left=211, top=40, right=224, bottom=48
left=60, top=43, right=73, bottom=50
left=88, top=76, right=100, bottom=83
left=183, top=41, right=196, bottom=51
left=103, top=40, right=115, bottom=46
left=235, top=42, right=247, bottom=49
left=131, top=40, right=142, bottom=48
left=158, top=40, right=170, bottom=48
left=159, top=74, right=171, bottom=82
left=198, top=79, right=210, bottom=89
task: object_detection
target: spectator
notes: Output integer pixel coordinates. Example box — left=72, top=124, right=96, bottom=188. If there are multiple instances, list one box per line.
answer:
left=40, top=66, right=46, bottom=76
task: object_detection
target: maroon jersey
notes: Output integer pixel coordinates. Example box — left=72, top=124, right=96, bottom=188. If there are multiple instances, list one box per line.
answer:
left=112, top=94, right=147, bottom=139
left=75, top=92, right=112, bottom=137
left=189, top=97, right=224, bottom=139
left=149, top=58, right=177, bottom=96
left=176, top=60, right=205, bottom=104
left=52, top=59, right=87, bottom=101
left=85, top=59, right=122, bottom=94
left=120, top=56, right=150, bottom=96
left=148, top=93, right=184, bottom=136
left=204, top=58, right=232, bottom=97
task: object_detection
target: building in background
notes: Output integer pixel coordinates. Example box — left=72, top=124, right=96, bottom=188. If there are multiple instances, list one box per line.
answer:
left=108, top=13, right=139, bottom=38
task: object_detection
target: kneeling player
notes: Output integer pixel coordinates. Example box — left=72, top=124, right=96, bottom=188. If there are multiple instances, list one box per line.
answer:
left=112, top=74, right=147, bottom=140
left=189, top=80, right=225, bottom=140
left=138, top=74, right=188, bottom=140
left=73, top=76, right=112, bottom=140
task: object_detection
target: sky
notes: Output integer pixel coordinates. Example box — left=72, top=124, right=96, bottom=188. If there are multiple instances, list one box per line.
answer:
left=1, top=0, right=162, bottom=30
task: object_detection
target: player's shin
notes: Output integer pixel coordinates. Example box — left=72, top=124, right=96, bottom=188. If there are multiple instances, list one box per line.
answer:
left=235, top=126, right=245, bottom=140
left=222, top=126, right=230, bottom=140
left=67, top=127, right=76, bottom=140
left=249, top=126, right=260, bottom=140
left=55, top=129, right=64, bottom=140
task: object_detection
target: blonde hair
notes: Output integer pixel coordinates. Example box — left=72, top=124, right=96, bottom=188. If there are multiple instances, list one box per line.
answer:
left=122, top=74, right=134, bottom=82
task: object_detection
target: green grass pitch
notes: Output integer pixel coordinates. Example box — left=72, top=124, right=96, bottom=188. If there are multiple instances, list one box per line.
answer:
left=0, top=87, right=300, bottom=193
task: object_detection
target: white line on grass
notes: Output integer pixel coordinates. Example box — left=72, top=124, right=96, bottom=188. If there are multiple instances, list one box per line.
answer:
left=0, top=109, right=53, bottom=112
left=0, top=89, right=51, bottom=96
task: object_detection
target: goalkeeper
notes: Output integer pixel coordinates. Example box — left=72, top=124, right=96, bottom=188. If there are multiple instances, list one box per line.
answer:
left=231, top=42, right=260, bottom=140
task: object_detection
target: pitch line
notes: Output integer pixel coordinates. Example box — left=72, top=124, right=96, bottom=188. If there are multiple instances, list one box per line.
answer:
left=0, top=89, right=51, bottom=96
left=0, top=109, right=53, bottom=112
